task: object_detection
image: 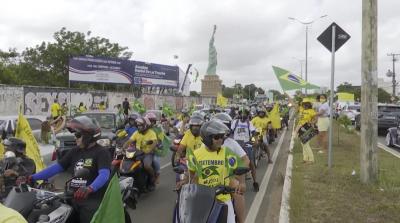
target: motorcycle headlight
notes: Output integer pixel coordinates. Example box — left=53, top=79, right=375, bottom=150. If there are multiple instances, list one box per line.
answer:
left=126, top=151, right=136, bottom=159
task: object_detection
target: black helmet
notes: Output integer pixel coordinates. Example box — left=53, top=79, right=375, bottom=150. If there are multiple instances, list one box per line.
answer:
left=128, top=113, right=141, bottom=121
left=189, top=114, right=205, bottom=126
left=66, top=116, right=101, bottom=146
left=200, top=120, right=230, bottom=148
left=3, top=137, right=26, bottom=154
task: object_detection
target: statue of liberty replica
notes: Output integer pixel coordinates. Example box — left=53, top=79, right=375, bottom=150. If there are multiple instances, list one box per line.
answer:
left=201, top=25, right=222, bottom=97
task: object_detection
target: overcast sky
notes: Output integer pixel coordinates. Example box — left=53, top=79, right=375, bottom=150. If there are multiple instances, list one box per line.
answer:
left=1, top=0, right=399, bottom=92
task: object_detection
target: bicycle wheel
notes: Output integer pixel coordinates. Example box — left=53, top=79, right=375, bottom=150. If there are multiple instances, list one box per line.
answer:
left=253, top=144, right=261, bottom=168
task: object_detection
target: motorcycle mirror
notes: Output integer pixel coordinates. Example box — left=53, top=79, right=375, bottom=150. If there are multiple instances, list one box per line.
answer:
left=173, top=166, right=185, bottom=174
left=74, top=168, right=90, bottom=178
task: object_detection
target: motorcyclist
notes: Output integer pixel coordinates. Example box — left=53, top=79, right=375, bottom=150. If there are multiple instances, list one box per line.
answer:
left=231, top=109, right=259, bottom=192
left=30, top=116, right=112, bottom=223
left=251, top=108, right=273, bottom=163
left=175, top=110, right=190, bottom=135
left=145, top=112, right=165, bottom=184
left=213, top=113, right=250, bottom=223
left=0, top=138, right=36, bottom=198
left=124, top=113, right=140, bottom=138
left=177, top=114, right=204, bottom=159
left=186, top=120, right=245, bottom=223
left=123, top=117, right=158, bottom=190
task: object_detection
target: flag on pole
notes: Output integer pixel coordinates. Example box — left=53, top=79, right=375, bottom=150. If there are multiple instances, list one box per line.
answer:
left=132, top=99, right=146, bottom=114
left=272, top=66, right=320, bottom=91
left=193, top=68, right=200, bottom=82
left=15, top=112, right=46, bottom=171
left=90, top=174, right=125, bottom=223
left=162, top=103, right=174, bottom=117
left=269, top=103, right=281, bottom=129
left=217, top=93, right=228, bottom=108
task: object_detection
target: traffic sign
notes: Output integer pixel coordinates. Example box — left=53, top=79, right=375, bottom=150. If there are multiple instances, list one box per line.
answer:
left=317, top=22, right=350, bottom=52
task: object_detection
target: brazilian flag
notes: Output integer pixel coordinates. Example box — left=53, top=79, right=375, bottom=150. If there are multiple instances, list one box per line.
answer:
left=162, top=103, right=174, bottom=117
left=272, top=66, right=319, bottom=91
left=224, top=147, right=246, bottom=177
left=187, top=147, right=202, bottom=178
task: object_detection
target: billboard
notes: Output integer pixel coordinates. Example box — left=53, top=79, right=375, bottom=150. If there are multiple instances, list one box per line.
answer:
left=69, top=56, right=179, bottom=88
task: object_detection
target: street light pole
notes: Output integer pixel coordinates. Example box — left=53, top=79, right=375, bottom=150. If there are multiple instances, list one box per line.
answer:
left=387, top=53, right=400, bottom=98
left=288, top=15, right=328, bottom=95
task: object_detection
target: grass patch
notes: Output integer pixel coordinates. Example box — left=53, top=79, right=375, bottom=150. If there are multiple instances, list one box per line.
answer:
left=289, top=121, right=400, bottom=223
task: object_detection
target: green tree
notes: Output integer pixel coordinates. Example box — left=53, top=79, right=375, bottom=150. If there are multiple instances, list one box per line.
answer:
left=190, top=91, right=200, bottom=97
left=0, top=27, right=132, bottom=88
left=378, top=88, right=393, bottom=103
left=222, top=84, right=235, bottom=98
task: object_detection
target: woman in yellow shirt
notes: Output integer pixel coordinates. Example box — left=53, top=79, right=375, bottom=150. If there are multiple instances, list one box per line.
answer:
left=296, top=101, right=316, bottom=163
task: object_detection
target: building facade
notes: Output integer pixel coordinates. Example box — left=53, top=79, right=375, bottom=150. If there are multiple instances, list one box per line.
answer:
left=201, top=74, right=222, bottom=97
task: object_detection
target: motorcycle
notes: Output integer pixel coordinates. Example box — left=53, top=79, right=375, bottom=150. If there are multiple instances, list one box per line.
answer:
left=170, top=134, right=183, bottom=168
left=173, top=167, right=250, bottom=223
left=1, top=168, right=91, bottom=223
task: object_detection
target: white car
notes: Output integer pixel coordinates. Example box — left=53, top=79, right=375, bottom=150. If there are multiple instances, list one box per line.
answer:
left=339, top=104, right=360, bottom=123
left=0, top=115, right=55, bottom=166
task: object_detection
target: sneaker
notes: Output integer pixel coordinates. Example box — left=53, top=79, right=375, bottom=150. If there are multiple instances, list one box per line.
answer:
left=253, top=182, right=259, bottom=192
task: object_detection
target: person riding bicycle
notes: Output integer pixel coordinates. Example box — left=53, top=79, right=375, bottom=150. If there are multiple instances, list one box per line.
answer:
left=213, top=113, right=250, bottom=223
left=0, top=138, right=36, bottom=198
left=187, top=120, right=245, bottom=223
left=231, top=109, right=259, bottom=192
left=30, top=116, right=112, bottom=223
left=123, top=117, right=158, bottom=191
left=251, top=108, right=273, bottom=163
left=177, top=114, right=204, bottom=159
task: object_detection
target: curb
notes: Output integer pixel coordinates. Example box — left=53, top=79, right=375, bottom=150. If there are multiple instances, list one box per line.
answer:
left=278, top=119, right=296, bottom=223
left=355, top=129, right=400, bottom=159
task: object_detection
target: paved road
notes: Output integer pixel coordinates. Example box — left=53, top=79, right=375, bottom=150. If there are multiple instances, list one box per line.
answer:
left=129, top=129, right=291, bottom=223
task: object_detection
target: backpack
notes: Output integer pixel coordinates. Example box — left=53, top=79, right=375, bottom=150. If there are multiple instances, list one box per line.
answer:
left=232, top=119, right=252, bottom=140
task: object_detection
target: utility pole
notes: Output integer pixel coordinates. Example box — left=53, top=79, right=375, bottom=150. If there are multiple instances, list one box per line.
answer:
left=387, top=53, right=400, bottom=98
left=361, top=0, right=378, bottom=184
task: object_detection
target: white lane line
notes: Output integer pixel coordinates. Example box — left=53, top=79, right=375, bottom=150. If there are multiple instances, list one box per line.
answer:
left=279, top=119, right=296, bottom=223
left=245, top=127, right=287, bottom=223
left=377, top=143, right=400, bottom=159
left=161, top=162, right=171, bottom=170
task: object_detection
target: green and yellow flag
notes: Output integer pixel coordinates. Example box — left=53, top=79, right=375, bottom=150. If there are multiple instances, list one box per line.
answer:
left=337, top=92, right=355, bottom=102
left=90, top=174, right=125, bottom=223
left=0, top=139, right=4, bottom=159
left=162, top=103, right=174, bottom=117
left=225, top=147, right=247, bottom=176
left=132, top=99, right=146, bottom=114
left=15, top=112, right=46, bottom=171
left=272, top=66, right=320, bottom=91
left=217, top=93, right=228, bottom=108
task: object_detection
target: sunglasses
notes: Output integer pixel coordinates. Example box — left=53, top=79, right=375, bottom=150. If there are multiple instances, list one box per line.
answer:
left=212, top=134, right=226, bottom=140
left=74, top=132, right=82, bottom=139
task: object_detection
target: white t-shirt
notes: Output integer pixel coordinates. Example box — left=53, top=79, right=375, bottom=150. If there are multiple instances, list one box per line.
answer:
left=318, top=102, right=330, bottom=117
left=223, top=138, right=247, bottom=158
left=231, top=119, right=256, bottom=142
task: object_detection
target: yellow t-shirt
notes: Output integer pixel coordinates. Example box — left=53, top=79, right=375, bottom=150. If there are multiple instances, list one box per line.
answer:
left=0, top=203, right=27, bottom=223
left=298, top=108, right=316, bottom=127
left=99, top=104, right=106, bottom=111
left=251, top=116, right=271, bottom=135
left=130, top=129, right=158, bottom=154
left=50, top=103, right=61, bottom=118
left=189, top=144, right=231, bottom=202
left=180, top=130, right=203, bottom=157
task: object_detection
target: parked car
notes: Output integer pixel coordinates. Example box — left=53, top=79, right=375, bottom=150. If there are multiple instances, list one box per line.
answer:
left=0, top=115, right=55, bottom=166
left=339, top=104, right=360, bottom=124
left=53, top=111, right=124, bottom=160
left=355, top=104, right=400, bottom=132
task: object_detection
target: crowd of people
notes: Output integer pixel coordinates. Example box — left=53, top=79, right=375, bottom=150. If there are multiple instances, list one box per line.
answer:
left=1, top=98, right=293, bottom=223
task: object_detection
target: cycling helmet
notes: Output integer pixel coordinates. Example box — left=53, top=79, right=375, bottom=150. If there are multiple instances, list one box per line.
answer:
left=66, top=116, right=101, bottom=146
left=3, top=137, right=26, bottom=154
left=200, top=120, right=230, bottom=148
left=189, top=114, right=205, bottom=126
left=145, top=112, right=158, bottom=123
left=136, top=117, right=151, bottom=133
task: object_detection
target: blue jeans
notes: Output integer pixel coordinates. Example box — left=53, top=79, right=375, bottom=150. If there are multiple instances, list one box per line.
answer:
left=153, top=155, right=160, bottom=174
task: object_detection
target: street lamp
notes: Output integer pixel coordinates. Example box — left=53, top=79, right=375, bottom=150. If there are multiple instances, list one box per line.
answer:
left=288, top=14, right=328, bottom=94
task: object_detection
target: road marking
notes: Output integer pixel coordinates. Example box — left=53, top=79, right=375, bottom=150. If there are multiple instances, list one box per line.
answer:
left=377, top=143, right=400, bottom=158
left=161, top=162, right=171, bottom=170
left=245, top=127, right=287, bottom=223
left=279, top=119, right=296, bottom=223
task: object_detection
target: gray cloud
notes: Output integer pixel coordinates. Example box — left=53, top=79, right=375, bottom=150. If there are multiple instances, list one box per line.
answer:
left=1, top=0, right=399, bottom=93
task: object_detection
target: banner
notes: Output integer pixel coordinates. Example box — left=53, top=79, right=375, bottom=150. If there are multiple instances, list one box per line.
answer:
left=217, top=93, right=228, bottom=107
left=69, top=56, right=179, bottom=88
left=337, top=92, right=355, bottom=102
left=272, top=66, right=320, bottom=91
